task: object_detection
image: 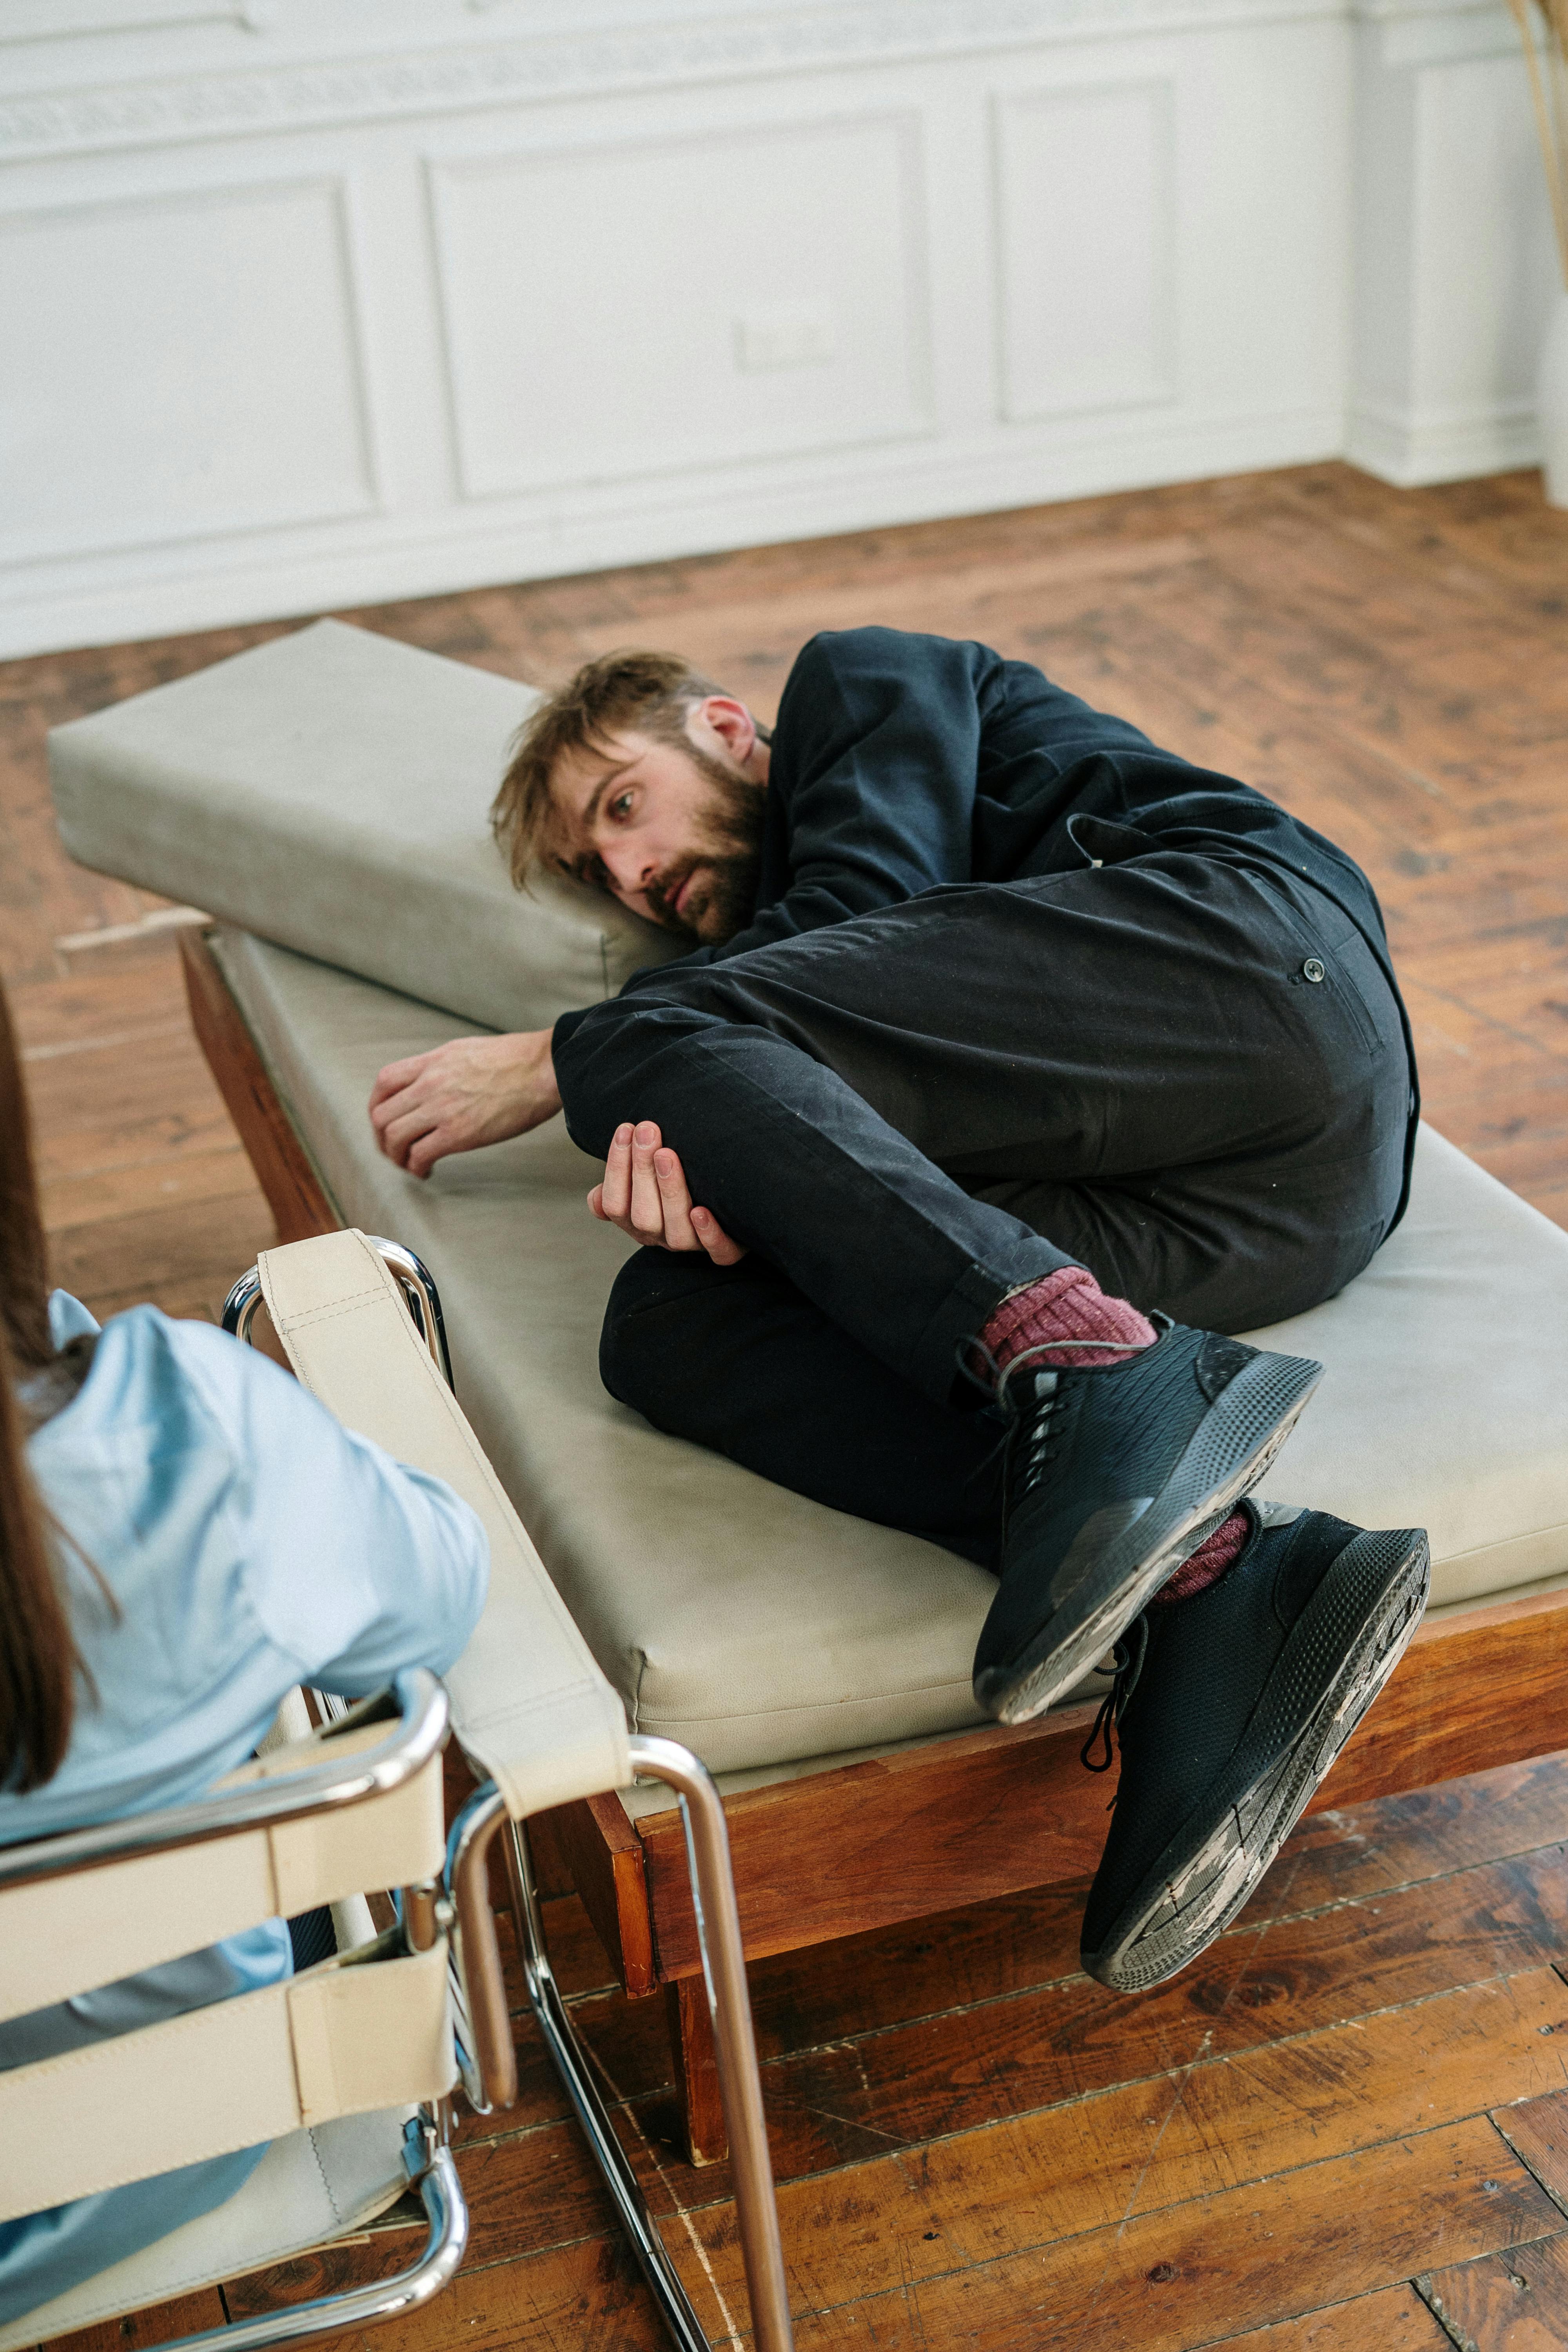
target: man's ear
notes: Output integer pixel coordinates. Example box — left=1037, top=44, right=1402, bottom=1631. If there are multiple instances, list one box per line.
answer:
left=692, top=695, right=758, bottom=768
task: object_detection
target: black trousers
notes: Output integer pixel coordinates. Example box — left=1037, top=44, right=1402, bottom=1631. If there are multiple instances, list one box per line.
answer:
left=554, top=850, right=1412, bottom=1570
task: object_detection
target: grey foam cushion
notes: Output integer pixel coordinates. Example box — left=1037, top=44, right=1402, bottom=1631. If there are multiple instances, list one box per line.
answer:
left=49, top=619, right=680, bottom=1033
left=213, top=926, right=1568, bottom=1775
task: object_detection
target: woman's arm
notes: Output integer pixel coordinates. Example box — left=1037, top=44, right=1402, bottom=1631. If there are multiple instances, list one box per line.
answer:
left=184, top=1325, right=491, bottom=1693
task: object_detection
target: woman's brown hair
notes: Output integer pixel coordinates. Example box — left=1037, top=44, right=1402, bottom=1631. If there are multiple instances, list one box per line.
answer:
left=0, top=978, right=76, bottom=1789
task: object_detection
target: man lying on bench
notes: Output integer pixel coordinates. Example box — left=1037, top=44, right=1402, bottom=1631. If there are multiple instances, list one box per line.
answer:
left=368, top=626, right=1430, bottom=1995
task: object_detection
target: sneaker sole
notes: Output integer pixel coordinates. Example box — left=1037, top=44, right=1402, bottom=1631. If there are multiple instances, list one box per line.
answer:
left=1081, top=1526, right=1430, bottom=1993
left=978, top=1349, right=1323, bottom=1727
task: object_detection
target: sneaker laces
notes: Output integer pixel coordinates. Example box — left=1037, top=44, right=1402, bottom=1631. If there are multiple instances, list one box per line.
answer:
left=1080, top=1613, right=1150, bottom=1775
left=952, top=1316, right=1171, bottom=1528
left=953, top=1339, right=1116, bottom=1526
left=960, top=1332, right=1156, bottom=1396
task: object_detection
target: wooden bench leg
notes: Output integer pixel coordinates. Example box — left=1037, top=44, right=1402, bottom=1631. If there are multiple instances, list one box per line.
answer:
left=665, top=1974, right=728, bottom=2167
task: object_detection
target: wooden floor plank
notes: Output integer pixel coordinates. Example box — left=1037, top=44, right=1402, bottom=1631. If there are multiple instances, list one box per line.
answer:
left=433, top=1958, right=1568, bottom=2290
left=69, top=1274, right=234, bottom=1327
left=1492, top=2082, right=1568, bottom=2211
left=44, top=1188, right=277, bottom=1307
left=709, top=1875, right=1092, bottom=2058
left=42, top=2289, right=229, bottom=2352
left=1200, top=1849, right=1568, bottom=2047
left=22, top=1027, right=250, bottom=1185
left=225, top=2234, right=673, bottom=2352
left=222, top=2116, right=1559, bottom=2352
left=432, top=1754, right=1568, bottom=2244
left=757, top=2120, right=1559, bottom=2351
left=528, top=1751, right=1568, bottom=2143
left=1244, top=1751, right=1568, bottom=1917
left=768, top=1853, right=1568, bottom=2164
left=1417, top=2227, right=1568, bottom=2350
left=11, top=955, right=193, bottom=1052
left=763, top=1972, right=1568, bottom=2271
left=1122, top=1971, right=1568, bottom=2219
left=38, top=1144, right=264, bottom=1238
left=1211, top=2284, right=1453, bottom=2349
left=471, top=1832, right=1568, bottom=2230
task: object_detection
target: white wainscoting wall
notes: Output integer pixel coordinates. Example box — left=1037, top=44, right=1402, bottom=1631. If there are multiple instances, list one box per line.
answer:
left=0, top=0, right=1556, bottom=657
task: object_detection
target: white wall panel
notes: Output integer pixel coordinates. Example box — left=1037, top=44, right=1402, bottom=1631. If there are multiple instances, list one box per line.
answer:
left=994, top=81, right=1176, bottom=422
left=0, top=0, right=1540, bottom=657
left=1409, top=53, right=1559, bottom=456
left=428, top=115, right=933, bottom=499
left=1348, top=0, right=1560, bottom=484
left=0, top=176, right=377, bottom=563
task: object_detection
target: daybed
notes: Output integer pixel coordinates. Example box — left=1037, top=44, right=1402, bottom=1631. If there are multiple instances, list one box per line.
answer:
left=50, top=617, right=1568, bottom=2166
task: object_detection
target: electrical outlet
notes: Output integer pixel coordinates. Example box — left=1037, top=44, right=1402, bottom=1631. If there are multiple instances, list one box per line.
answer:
left=733, top=310, right=837, bottom=373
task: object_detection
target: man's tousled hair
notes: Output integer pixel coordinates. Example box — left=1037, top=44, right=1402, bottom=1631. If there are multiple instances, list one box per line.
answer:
left=491, top=649, right=737, bottom=887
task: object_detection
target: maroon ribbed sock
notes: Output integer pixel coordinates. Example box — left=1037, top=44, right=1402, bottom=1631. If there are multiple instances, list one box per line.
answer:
left=977, top=1266, right=1156, bottom=1379
left=1153, top=1509, right=1251, bottom=1603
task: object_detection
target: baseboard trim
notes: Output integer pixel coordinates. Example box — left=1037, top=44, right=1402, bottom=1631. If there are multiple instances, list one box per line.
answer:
left=0, top=404, right=1344, bottom=660
left=1346, top=397, right=1543, bottom=488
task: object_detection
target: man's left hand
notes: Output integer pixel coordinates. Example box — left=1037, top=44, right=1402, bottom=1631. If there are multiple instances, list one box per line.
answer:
left=589, top=1121, right=747, bottom=1265
left=369, top=1029, right=560, bottom=1177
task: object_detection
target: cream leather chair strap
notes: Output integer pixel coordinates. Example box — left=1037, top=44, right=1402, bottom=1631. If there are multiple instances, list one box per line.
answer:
left=258, top=1228, right=633, bottom=1815
left=0, top=1731, right=443, bottom=2027
left=0, top=1941, right=452, bottom=2221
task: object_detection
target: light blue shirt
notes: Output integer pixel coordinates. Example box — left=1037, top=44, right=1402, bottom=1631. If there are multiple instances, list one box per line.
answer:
left=0, top=1296, right=489, bottom=2324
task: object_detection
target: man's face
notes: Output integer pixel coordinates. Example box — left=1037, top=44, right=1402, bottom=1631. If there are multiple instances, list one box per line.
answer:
left=548, top=707, right=767, bottom=946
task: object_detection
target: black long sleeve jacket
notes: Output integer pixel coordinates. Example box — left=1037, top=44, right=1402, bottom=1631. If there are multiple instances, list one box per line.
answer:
left=565, top=625, right=1419, bottom=1217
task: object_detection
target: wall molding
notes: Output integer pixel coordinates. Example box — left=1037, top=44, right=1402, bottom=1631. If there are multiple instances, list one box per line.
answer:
left=1346, top=393, right=1542, bottom=485
left=0, top=0, right=1345, bottom=160
left=0, top=396, right=1343, bottom=661
left=991, top=75, right=1178, bottom=423
left=0, top=1, right=243, bottom=40
left=1353, top=0, right=1519, bottom=69
left=0, top=169, right=381, bottom=566
left=425, top=106, right=936, bottom=503
left=0, top=0, right=1534, bottom=662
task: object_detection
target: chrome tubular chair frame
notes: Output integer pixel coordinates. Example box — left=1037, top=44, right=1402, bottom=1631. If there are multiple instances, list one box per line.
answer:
left=0, top=1673, right=447, bottom=1895
left=133, top=2116, right=468, bottom=2352
left=452, top=1757, right=793, bottom=2352
left=4, top=1671, right=494, bottom=2352
left=228, top=1240, right=797, bottom=2352
left=223, top=1239, right=451, bottom=1386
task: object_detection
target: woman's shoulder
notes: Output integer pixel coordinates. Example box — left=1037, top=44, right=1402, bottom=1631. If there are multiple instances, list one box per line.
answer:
left=31, top=1299, right=306, bottom=1466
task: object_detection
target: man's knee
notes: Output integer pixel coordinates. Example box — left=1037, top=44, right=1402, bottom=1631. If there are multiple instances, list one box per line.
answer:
left=599, top=1247, right=738, bottom=1424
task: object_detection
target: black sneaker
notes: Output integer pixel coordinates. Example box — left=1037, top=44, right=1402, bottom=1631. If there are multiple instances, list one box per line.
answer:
left=1079, top=1500, right=1430, bottom=1992
left=971, top=1321, right=1323, bottom=1726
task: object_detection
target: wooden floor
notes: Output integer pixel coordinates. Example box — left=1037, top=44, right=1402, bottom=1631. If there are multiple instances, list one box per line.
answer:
left=7, top=461, right=1568, bottom=2350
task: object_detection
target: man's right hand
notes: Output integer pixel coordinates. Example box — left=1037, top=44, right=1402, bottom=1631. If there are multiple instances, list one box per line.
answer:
left=369, top=1029, right=561, bottom=1178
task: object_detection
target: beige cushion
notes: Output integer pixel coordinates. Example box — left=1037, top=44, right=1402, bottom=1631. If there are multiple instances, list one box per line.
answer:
left=48, top=618, right=679, bottom=1033
left=0, top=2111, right=412, bottom=2352
left=212, top=926, right=1568, bottom=1777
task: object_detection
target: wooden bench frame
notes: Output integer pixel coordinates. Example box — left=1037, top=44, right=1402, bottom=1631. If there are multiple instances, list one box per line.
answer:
left=182, top=923, right=1568, bottom=2165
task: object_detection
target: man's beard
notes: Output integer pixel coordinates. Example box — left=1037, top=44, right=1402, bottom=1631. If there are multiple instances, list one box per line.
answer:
left=645, top=746, right=765, bottom=945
